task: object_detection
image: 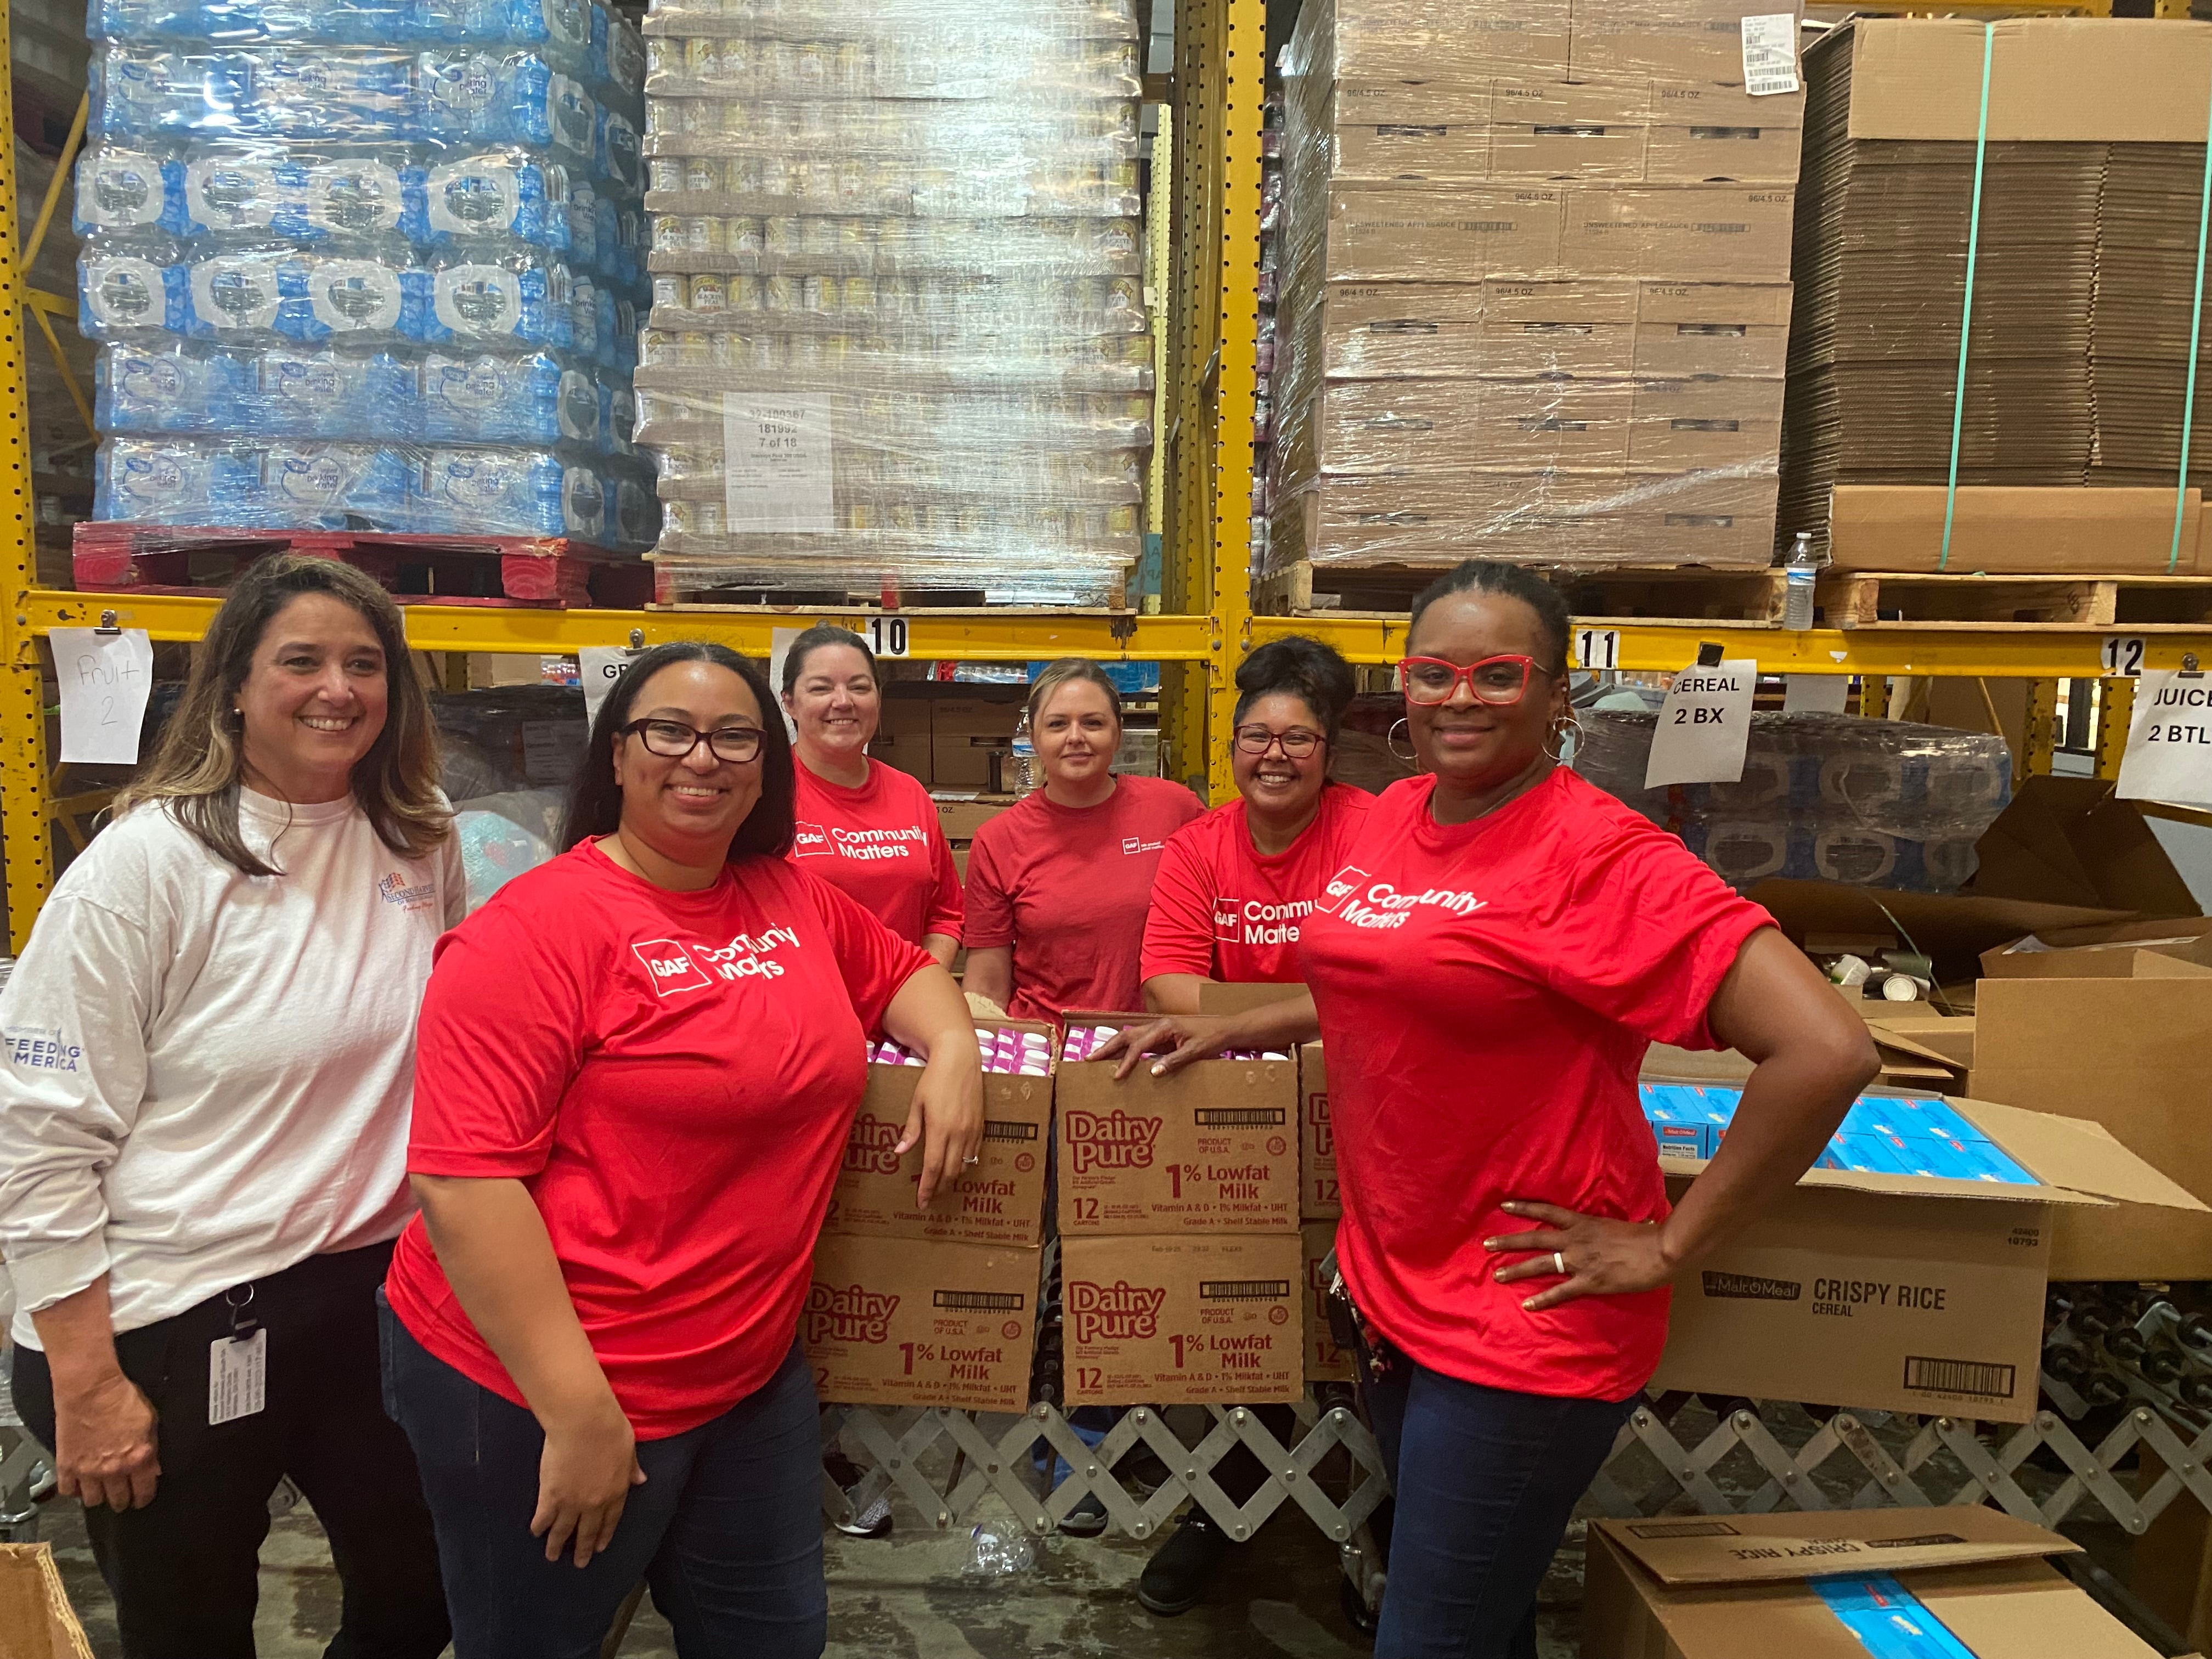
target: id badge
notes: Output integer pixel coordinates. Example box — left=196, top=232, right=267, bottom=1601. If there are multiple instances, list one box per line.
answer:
left=209, top=1329, right=267, bottom=1426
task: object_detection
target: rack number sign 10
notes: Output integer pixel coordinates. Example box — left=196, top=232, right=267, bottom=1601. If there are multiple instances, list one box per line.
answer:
left=861, top=616, right=910, bottom=658
left=1576, top=628, right=1622, bottom=671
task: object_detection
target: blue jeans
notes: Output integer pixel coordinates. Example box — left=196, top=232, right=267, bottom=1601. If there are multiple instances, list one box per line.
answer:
left=1358, top=1349, right=1637, bottom=1659
left=379, top=1295, right=826, bottom=1659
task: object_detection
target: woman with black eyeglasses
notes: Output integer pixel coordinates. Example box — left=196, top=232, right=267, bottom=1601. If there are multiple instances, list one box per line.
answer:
left=380, top=642, right=983, bottom=1657
left=1139, top=636, right=1372, bottom=1020
left=1106, top=562, right=1875, bottom=1659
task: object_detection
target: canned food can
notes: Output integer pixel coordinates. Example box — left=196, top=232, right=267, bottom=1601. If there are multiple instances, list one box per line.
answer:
left=648, top=158, right=684, bottom=195
left=726, top=217, right=764, bottom=256
left=763, top=217, right=799, bottom=258
left=686, top=216, right=725, bottom=254
left=799, top=274, right=828, bottom=313
left=685, top=157, right=720, bottom=195
left=697, top=501, right=724, bottom=535
left=726, top=273, right=763, bottom=312
left=764, top=274, right=799, bottom=312
left=676, top=331, right=714, bottom=366
left=688, top=273, right=727, bottom=312
left=841, top=275, right=876, bottom=315
left=652, top=273, right=689, bottom=309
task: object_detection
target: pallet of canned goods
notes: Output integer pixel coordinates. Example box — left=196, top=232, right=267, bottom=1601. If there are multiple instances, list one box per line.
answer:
left=637, top=0, right=1150, bottom=604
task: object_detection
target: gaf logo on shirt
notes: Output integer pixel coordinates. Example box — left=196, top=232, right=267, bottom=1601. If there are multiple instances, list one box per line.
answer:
left=1066, top=1278, right=1167, bottom=1344
left=793, top=821, right=832, bottom=857
left=1063, top=1108, right=1164, bottom=1174
left=1317, top=866, right=1368, bottom=916
left=842, top=1114, right=906, bottom=1176
left=804, top=1282, right=899, bottom=1345
left=377, top=871, right=436, bottom=912
left=1121, top=836, right=1166, bottom=856
left=1211, top=896, right=1241, bottom=942
left=631, top=939, right=715, bottom=995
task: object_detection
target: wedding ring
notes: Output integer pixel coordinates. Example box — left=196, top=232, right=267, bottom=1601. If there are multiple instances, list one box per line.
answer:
left=1553, top=1250, right=1567, bottom=1277
left=962, top=1155, right=981, bottom=1165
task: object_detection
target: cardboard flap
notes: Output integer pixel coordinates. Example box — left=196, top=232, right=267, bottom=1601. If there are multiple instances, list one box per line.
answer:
left=1594, top=1506, right=2075, bottom=1587
left=1954, top=1098, right=2212, bottom=1212
left=1748, top=876, right=2132, bottom=984
left=1967, top=776, right=2202, bottom=922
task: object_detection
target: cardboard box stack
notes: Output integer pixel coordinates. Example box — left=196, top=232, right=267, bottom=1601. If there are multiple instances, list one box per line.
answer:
left=804, top=1020, right=1053, bottom=1410
left=633, top=0, right=1151, bottom=601
left=870, top=684, right=1023, bottom=792
left=1054, top=1017, right=1306, bottom=1405
left=1783, top=19, right=2212, bottom=572
left=1268, top=0, right=1805, bottom=577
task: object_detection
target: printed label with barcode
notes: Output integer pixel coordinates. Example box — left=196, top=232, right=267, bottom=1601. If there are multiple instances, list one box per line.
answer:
left=1740, top=14, right=1801, bottom=97
left=1903, top=1356, right=2017, bottom=1400
left=933, top=1289, right=1025, bottom=1312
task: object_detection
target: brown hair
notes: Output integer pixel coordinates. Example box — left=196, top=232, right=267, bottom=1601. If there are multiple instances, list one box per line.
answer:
left=114, top=555, right=450, bottom=877
left=1025, top=658, right=1124, bottom=727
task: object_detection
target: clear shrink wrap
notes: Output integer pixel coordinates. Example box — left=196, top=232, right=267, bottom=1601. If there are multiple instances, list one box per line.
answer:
left=1266, top=0, right=1803, bottom=577
left=1575, top=710, right=2012, bottom=894
left=637, top=0, right=1148, bottom=601
left=75, top=0, right=654, bottom=547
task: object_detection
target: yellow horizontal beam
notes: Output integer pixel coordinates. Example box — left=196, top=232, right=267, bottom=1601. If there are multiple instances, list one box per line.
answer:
left=15, top=590, right=1218, bottom=662
left=1254, top=614, right=2212, bottom=678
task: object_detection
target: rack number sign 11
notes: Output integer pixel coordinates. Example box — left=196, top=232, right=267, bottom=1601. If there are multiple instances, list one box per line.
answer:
left=1576, top=628, right=1622, bottom=671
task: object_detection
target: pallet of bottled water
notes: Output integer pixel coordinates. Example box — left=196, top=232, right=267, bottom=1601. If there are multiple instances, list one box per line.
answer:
left=76, top=0, right=659, bottom=548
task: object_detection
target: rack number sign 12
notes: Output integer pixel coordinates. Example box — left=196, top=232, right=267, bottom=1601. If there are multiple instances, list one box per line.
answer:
left=1576, top=628, right=1622, bottom=670
left=2102, top=636, right=2147, bottom=677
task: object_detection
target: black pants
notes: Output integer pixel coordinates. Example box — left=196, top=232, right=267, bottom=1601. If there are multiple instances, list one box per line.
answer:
left=11, top=1240, right=449, bottom=1659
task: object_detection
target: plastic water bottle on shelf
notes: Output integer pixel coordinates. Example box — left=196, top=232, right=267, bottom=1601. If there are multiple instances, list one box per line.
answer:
left=1009, top=709, right=1038, bottom=797
left=1782, top=531, right=1821, bottom=632
left=97, top=437, right=264, bottom=526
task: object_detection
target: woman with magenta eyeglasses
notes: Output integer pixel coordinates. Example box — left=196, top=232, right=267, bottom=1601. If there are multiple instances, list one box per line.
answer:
left=1106, top=560, right=1876, bottom=1659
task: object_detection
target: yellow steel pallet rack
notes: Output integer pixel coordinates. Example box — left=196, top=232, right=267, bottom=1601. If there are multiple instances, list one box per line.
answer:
left=6, top=0, right=2212, bottom=947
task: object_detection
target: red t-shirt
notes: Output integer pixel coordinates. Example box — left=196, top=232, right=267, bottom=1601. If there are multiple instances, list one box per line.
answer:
left=1299, top=769, right=1773, bottom=1402
left=384, top=840, right=931, bottom=1439
left=789, top=758, right=964, bottom=947
left=1141, top=782, right=1374, bottom=984
left=964, top=775, right=1205, bottom=1024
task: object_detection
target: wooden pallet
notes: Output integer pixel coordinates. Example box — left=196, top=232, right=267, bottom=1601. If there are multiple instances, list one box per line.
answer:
left=1815, top=571, right=2212, bottom=629
left=652, top=573, right=1127, bottom=610
left=70, top=523, right=654, bottom=610
left=1255, top=558, right=1786, bottom=623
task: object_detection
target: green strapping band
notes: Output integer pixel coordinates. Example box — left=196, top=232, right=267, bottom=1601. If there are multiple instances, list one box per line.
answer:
left=2173, top=49, right=2212, bottom=574
left=1938, top=22, right=1995, bottom=575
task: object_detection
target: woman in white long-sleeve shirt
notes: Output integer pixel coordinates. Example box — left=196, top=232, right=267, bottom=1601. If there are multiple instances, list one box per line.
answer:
left=0, top=555, right=459, bottom=1659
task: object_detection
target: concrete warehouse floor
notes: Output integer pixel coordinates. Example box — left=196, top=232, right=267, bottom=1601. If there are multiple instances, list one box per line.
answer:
left=39, top=1485, right=1594, bottom=1659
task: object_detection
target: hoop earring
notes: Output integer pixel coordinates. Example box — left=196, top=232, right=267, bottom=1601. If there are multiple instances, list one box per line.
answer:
left=1544, top=713, right=1585, bottom=764
left=1386, top=718, right=1417, bottom=763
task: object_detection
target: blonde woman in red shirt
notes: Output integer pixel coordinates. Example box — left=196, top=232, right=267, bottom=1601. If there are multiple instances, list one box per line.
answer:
left=1108, top=562, right=1877, bottom=1659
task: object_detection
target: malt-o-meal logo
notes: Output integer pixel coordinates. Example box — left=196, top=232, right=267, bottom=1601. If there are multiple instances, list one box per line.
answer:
left=1066, top=1279, right=1169, bottom=1344
left=1063, top=1109, right=1164, bottom=1175
left=842, top=1114, right=905, bottom=1176
left=804, top=1283, right=899, bottom=1345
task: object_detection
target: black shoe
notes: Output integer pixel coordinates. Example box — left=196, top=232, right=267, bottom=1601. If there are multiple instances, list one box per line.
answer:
left=1137, top=1511, right=1234, bottom=1616
left=1058, top=1493, right=1109, bottom=1537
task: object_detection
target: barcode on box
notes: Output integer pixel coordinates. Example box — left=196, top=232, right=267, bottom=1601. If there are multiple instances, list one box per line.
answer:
left=1194, top=1108, right=1288, bottom=1127
left=1199, top=1279, right=1292, bottom=1302
left=1904, top=1356, right=2017, bottom=1400
left=934, top=1289, right=1025, bottom=1312
left=1739, top=13, right=1802, bottom=97
left=983, top=1120, right=1038, bottom=1143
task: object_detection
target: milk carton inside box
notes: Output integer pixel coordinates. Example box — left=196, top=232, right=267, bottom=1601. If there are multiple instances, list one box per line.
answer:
left=1061, top=1233, right=1305, bottom=1406
left=829, top=1019, right=1053, bottom=1248
left=1055, top=1014, right=1300, bottom=1234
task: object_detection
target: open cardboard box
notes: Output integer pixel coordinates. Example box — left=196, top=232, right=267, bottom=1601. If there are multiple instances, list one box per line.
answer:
left=1650, top=1092, right=2203, bottom=1420
left=1972, top=962, right=2212, bottom=1281
left=1584, top=1505, right=2165, bottom=1659
left=0, top=1544, right=93, bottom=1659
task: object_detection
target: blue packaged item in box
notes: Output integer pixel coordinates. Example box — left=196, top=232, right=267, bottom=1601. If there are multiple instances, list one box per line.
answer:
left=1652, top=1121, right=1704, bottom=1159
left=1831, top=1133, right=1911, bottom=1176
left=1810, top=1575, right=1982, bottom=1659
left=254, top=347, right=420, bottom=440
left=97, top=341, right=246, bottom=432
left=412, top=443, right=567, bottom=534
left=96, top=436, right=261, bottom=523
left=1946, top=1139, right=2039, bottom=1186
left=262, top=442, right=410, bottom=527
left=420, top=348, right=561, bottom=442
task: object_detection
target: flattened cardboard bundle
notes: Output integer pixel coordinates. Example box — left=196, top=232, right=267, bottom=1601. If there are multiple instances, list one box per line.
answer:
left=1300, top=1043, right=1339, bottom=1220
left=1302, top=1220, right=1355, bottom=1382
left=0, top=1544, right=94, bottom=1659
left=1650, top=1093, right=2203, bottom=1421
left=1056, top=1011, right=1299, bottom=1234
left=828, top=1018, right=1053, bottom=1248
left=1061, top=1233, right=1305, bottom=1406
left=803, top=1233, right=1040, bottom=1413
left=1584, top=1506, right=2163, bottom=1659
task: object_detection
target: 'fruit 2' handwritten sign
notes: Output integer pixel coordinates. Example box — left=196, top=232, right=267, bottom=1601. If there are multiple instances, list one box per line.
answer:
left=54, top=627, right=154, bottom=765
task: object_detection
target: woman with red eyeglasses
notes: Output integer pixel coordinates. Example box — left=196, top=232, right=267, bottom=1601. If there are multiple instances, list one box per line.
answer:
left=1105, top=561, right=1876, bottom=1659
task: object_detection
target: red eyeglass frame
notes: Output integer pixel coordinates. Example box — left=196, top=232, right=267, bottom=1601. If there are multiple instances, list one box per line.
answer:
left=1396, top=654, right=1549, bottom=707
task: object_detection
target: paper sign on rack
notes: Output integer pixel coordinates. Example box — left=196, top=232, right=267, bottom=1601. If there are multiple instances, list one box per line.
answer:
left=579, top=646, right=641, bottom=732
left=53, top=627, right=155, bottom=765
left=2117, top=670, right=2212, bottom=807
left=1645, top=658, right=1757, bottom=788
left=722, top=393, right=833, bottom=533
left=1783, top=674, right=1849, bottom=715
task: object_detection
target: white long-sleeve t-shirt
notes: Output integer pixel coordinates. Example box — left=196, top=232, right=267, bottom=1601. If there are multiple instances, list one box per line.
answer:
left=0, top=788, right=465, bottom=1346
